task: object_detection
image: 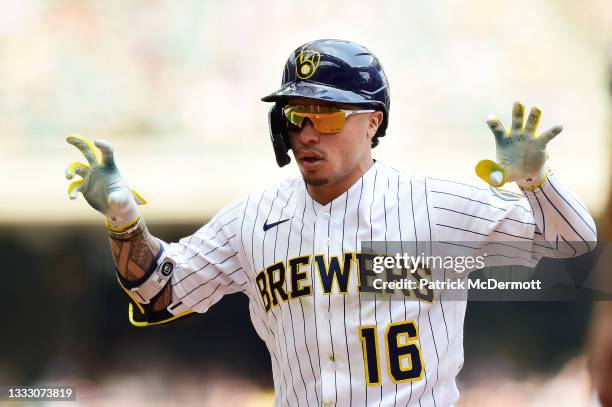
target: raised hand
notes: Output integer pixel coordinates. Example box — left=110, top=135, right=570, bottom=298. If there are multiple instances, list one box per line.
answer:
left=475, top=101, right=562, bottom=189
left=65, top=135, right=146, bottom=230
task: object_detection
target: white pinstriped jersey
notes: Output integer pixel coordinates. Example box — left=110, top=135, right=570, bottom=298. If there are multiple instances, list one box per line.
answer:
left=162, top=161, right=596, bottom=407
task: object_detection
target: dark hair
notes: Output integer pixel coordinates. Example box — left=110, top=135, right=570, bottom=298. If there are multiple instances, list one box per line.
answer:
left=371, top=135, right=380, bottom=149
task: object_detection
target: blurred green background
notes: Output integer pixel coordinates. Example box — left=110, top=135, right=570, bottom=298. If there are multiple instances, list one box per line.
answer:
left=1, top=0, right=610, bottom=405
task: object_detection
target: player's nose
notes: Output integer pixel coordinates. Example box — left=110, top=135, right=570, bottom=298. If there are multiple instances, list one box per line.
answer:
left=298, top=119, right=321, bottom=144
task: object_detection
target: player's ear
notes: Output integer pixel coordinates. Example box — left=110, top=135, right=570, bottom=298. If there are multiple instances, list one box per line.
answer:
left=367, top=111, right=384, bottom=139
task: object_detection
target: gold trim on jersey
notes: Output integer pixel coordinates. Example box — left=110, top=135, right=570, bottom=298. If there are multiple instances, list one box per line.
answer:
left=255, top=252, right=434, bottom=313
left=385, top=320, right=425, bottom=384
left=359, top=325, right=383, bottom=386
left=288, top=254, right=312, bottom=300
left=315, top=252, right=353, bottom=295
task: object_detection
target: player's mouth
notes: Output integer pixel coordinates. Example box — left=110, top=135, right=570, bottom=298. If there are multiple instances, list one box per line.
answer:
left=298, top=151, right=324, bottom=171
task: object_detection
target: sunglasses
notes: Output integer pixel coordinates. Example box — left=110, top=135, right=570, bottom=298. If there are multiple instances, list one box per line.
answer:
left=283, top=105, right=375, bottom=134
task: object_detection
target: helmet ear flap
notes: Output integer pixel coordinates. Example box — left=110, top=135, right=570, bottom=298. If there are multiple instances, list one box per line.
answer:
left=268, top=104, right=291, bottom=167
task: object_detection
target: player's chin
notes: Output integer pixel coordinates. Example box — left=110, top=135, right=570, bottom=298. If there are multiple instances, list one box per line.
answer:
left=302, top=174, right=330, bottom=187
left=297, top=161, right=330, bottom=186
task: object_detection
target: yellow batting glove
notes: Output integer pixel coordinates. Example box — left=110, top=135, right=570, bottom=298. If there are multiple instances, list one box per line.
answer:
left=475, top=101, right=562, bottom=190
left=65, top=135, right=147, bottom=230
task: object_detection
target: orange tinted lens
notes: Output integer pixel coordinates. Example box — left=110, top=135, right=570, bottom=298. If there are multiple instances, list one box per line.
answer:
left=283, top=106, right=346, bottom=133
left=309, top=111, right=346, bottom=133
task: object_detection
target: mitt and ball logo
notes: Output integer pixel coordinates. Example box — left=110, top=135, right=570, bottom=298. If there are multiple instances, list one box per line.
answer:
left=295, top=50, right=320, bottom=80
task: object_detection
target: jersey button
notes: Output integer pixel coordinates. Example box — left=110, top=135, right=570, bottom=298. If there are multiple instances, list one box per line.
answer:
left=323, top=401, right=333, bottom=407
left=325, top=237, right=332, bottom=246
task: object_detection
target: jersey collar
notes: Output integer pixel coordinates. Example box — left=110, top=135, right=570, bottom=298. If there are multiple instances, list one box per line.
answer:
left=305, top=160, right=379, bottom=214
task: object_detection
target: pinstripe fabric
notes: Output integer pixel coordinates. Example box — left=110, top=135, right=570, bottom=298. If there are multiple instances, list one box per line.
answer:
left=164, top=163, right=595, bottom=406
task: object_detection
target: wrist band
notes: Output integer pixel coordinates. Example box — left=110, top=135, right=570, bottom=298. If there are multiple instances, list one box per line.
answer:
left=116, top=244, right=175, bottom=304
left=518, top=168, right=552, bottom=191
left=107, top=216, right=144, bottom=240
left=106, top=214, right=141, bottom=232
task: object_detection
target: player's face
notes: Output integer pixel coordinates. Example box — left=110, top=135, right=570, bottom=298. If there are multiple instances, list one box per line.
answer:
left=287, top=98, right=383, bottom=203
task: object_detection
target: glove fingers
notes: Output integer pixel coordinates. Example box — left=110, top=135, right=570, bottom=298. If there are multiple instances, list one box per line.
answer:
left=94, top=139, right=115, bottom=166
left=524, top=106, right=541, bottom=136
left=66, top=135, right=101, bottom=167
left=74, top=167, right=89, bottom=178
left=67, top=179, right=85, bottom=200
left=65, top=161, right=89, bottom=180
left=486, top=116, right=506, bottom=142
left=538, top=125, right=563, bottom=145
left=510, top=101, right=524, bottom=134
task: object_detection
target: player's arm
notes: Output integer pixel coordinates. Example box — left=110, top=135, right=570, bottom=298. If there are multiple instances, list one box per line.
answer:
left=65, top=136, right=183, bottom=325
left=65, top=136, right=249, bottom=325
left=107, top=220, right=177, bottom=319
left=428, top=102, right=595, bottom=267
left=473, top=102, right=596, bottom=256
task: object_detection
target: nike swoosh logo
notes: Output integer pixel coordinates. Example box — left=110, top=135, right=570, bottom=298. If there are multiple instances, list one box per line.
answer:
left=263, top=218, right=291, bottom=231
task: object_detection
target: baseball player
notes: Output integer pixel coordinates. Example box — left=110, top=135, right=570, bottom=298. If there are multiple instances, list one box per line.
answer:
left=65, top=39, right=596, bottom=406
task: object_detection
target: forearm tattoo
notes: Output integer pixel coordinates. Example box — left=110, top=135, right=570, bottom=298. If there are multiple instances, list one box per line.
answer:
left=108, top=220, right=160, bottom=283
left=108, top=220, right=174, bottom=312
left=151, top=284, right=173, bottom=312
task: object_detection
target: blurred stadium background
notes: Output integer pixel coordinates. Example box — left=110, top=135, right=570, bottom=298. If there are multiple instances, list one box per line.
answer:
left=1, top=0, right=610, bottom=405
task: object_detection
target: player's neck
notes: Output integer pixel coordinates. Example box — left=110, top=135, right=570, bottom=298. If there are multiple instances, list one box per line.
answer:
left=307, top=158, right=374, bottom=206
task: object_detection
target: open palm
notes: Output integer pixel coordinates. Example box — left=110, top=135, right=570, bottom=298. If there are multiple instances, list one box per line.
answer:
left=476, top=101, right=562, bottom=188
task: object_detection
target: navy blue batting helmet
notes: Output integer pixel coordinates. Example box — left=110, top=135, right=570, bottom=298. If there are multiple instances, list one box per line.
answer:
left=261, top=39, right=390, bottom=167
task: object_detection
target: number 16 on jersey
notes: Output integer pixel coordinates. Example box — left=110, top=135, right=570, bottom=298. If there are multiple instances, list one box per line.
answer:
left=359, top=320, right=425, bottom=385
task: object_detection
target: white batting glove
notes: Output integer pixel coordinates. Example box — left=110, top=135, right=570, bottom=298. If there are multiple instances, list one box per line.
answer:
left=65, top=135, right=147, bottom=230
left=475, top=101, right=563, bottom=190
